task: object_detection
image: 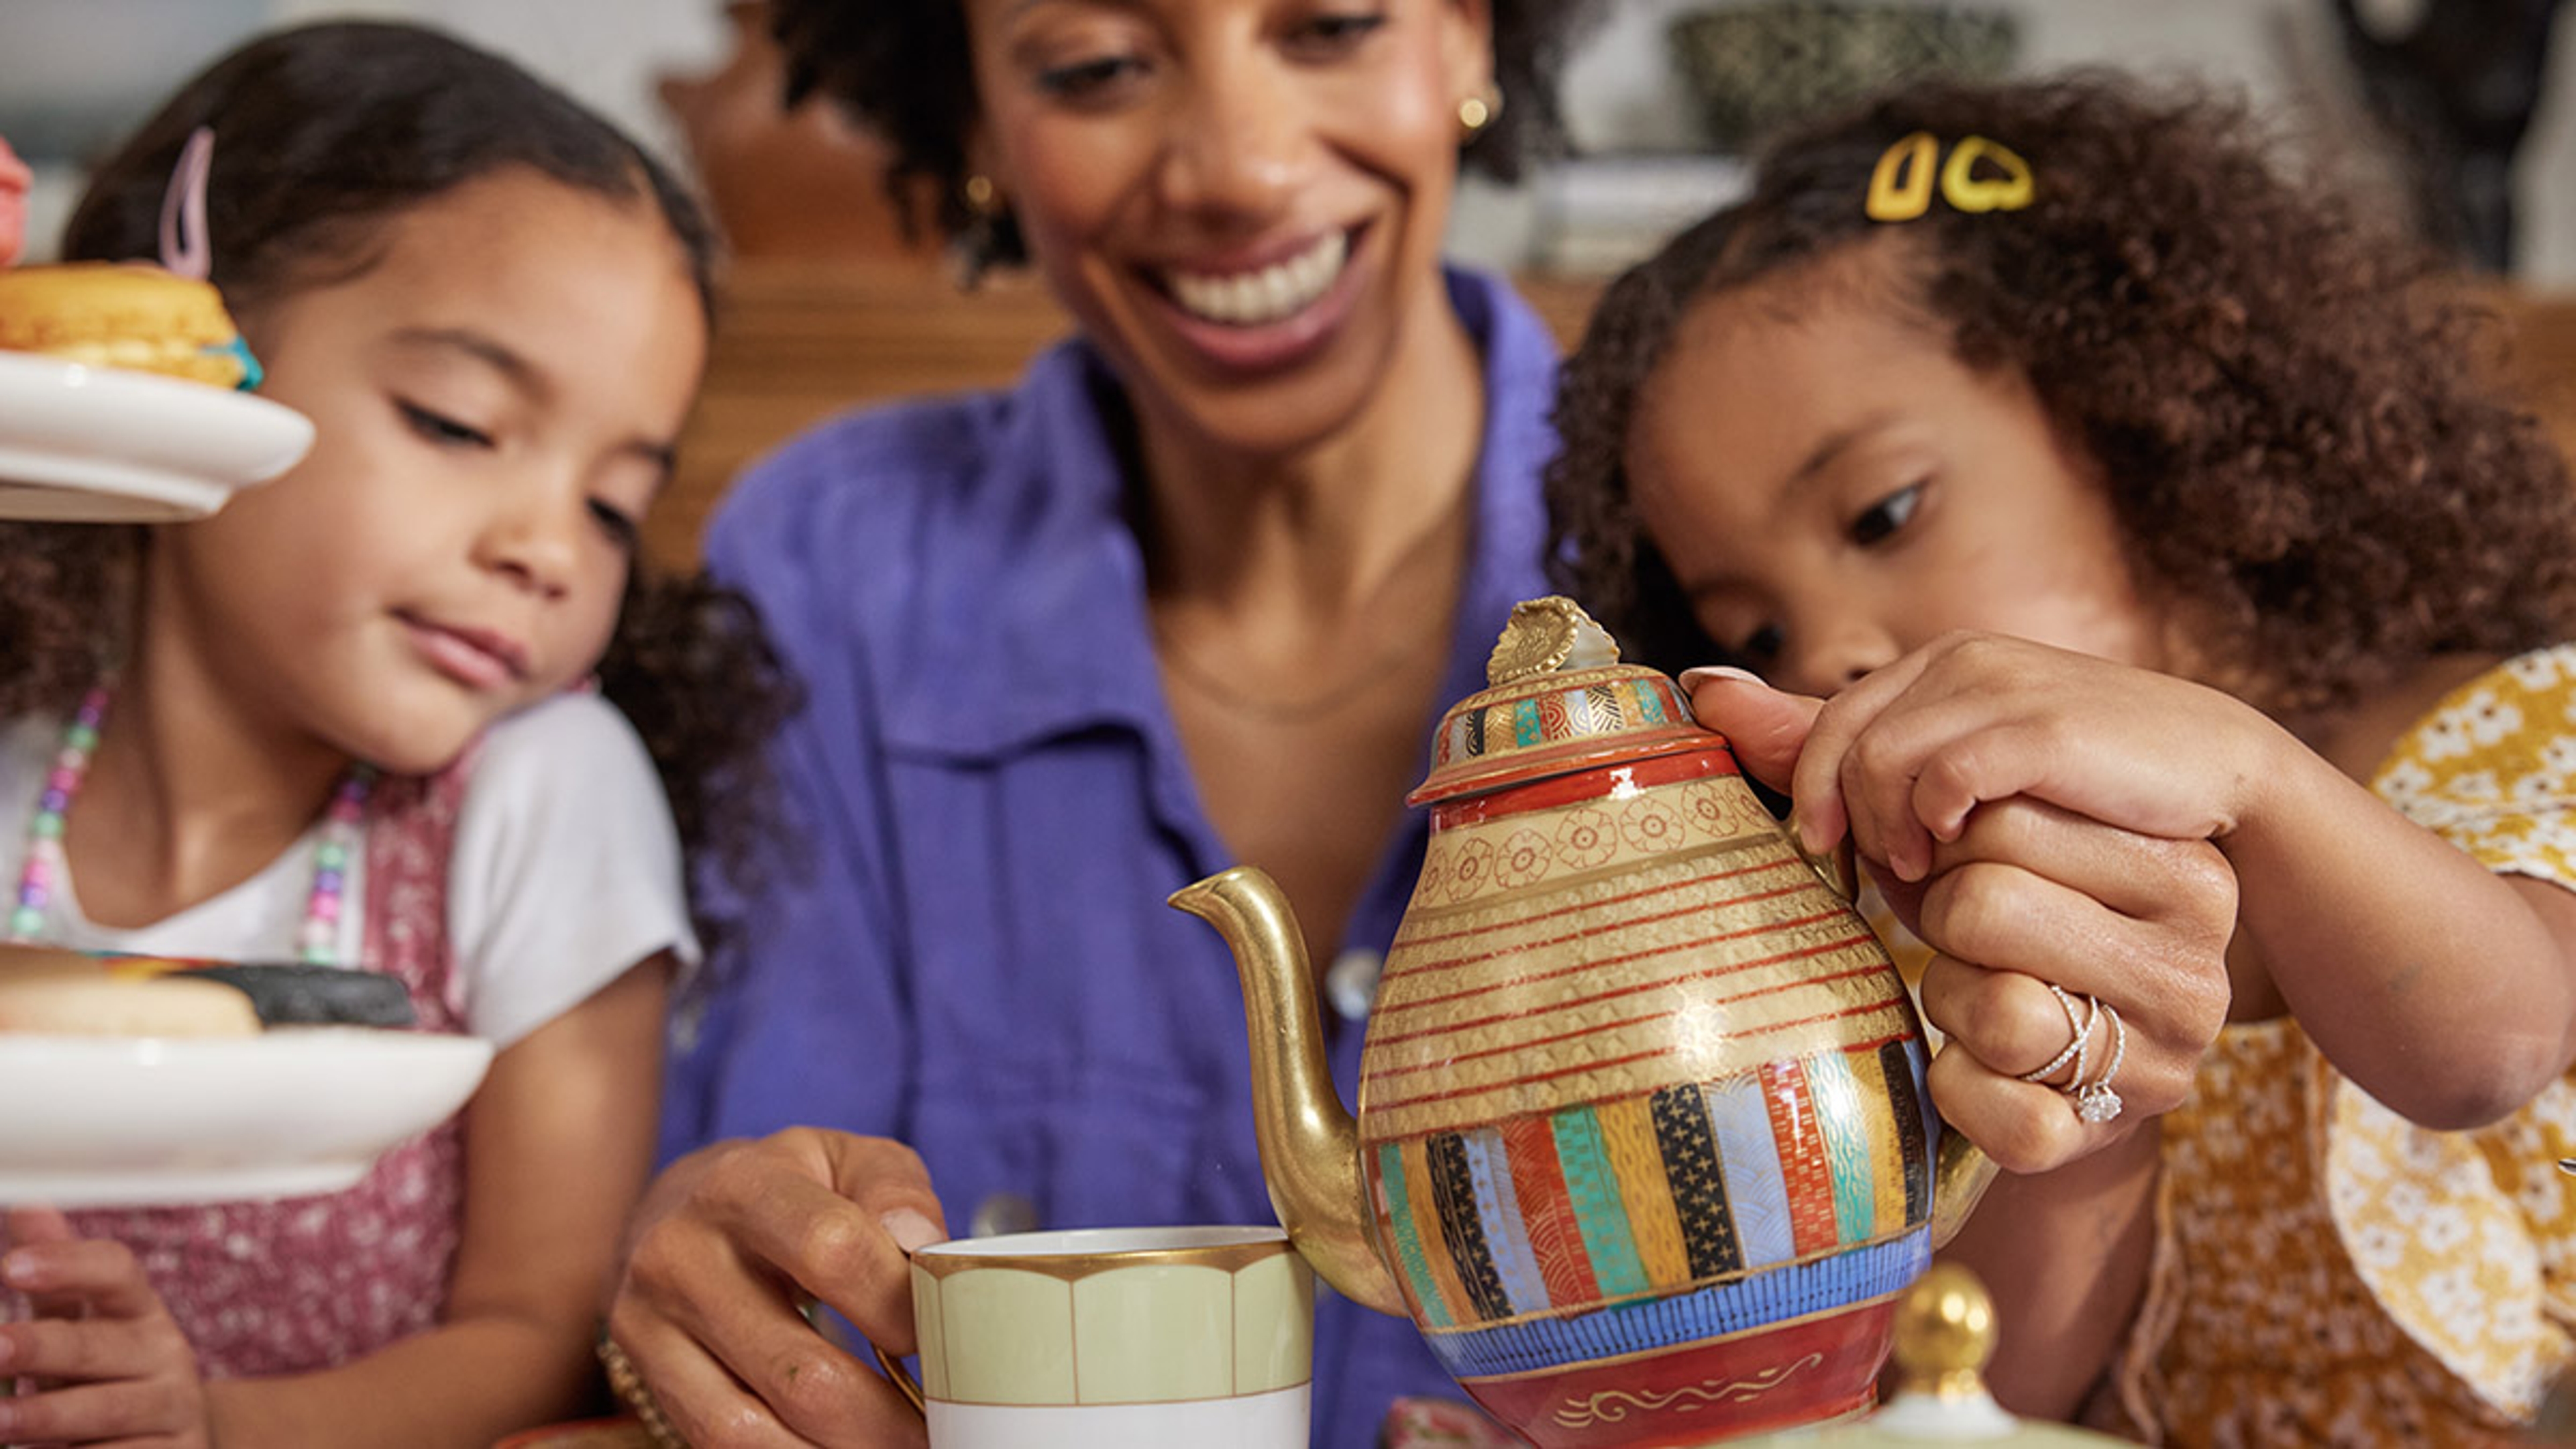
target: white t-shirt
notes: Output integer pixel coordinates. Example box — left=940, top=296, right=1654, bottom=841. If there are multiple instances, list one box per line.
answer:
left=0, top=692, right=699, bottom=1049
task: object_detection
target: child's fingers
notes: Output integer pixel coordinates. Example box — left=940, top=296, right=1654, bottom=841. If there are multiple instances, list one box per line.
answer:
left=1805, top=653, right=1943, bottom=877
left=4, top=1234, right=160, bottom=1318
left=1676, top=667, right=1819, bottom=792
left=1821, top=637, right=2098, bottom=879
left=1, top=1203, right=77, bottom=1252
left=1853, top=636, right=2255, bottom=853
left=0, top=1367, right=198, bottom=1446
left=0, top=1309, right=186, bottom=1371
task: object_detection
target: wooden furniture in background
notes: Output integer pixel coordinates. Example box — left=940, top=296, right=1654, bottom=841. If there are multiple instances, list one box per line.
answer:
left=2493, top=288, right=2576, bottom=464
left=651, top=262, right=1066, bottom=567
left=652, top=264, right=2576, bottom=570
left=653, top=0, right=943, bottom=271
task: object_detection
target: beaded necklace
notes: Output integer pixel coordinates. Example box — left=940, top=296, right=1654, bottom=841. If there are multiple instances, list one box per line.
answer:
left=9, top=686, right=375, bottom=964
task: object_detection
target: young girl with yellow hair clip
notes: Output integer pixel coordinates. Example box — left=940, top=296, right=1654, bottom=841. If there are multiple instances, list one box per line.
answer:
left=1551, top=71, right=2576, bottom=1444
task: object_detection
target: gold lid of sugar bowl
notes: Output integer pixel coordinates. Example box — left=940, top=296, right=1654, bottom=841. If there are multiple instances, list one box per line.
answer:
left=1410, top=596, right=1711, bottom=806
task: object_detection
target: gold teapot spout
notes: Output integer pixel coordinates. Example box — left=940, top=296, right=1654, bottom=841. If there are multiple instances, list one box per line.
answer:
left=1169, top=866, right=1408, bottom=1317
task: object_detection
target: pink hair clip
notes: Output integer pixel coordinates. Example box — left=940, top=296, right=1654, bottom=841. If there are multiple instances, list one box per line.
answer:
left=158, top=125, right=216, bottom=279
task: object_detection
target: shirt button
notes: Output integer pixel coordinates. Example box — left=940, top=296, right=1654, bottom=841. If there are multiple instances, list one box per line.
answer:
left=1326, top=949, right=1384, bottom=1022
left=969, top=1191, right=1039, bottom=1238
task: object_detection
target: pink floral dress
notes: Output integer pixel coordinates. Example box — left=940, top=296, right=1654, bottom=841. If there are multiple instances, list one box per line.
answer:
left=58, top=762, right=473, bottom=1377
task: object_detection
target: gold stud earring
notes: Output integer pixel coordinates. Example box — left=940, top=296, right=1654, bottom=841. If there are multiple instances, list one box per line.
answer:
left=1458, top=91, right=1501, bottom=140
left=955, top=174, right=1012, bottom=290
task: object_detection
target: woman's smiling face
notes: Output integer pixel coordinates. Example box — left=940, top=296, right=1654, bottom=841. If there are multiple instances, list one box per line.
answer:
left=960, top=0, right=1491, bottom=458
left=1627, top=238, right=2171, bottom=698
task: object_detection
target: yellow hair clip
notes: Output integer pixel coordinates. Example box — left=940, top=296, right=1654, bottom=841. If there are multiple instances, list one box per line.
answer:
left=1865, top=132, right=2033, bottom=222
left=1865, top=132, right=1937, bottom=221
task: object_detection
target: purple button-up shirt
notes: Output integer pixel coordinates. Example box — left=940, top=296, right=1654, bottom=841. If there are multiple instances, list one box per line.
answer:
left=665, top=268, right=1561, bottom=1447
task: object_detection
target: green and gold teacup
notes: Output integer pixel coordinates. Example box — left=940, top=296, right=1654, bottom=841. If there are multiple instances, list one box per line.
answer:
left=890, top=1224, right=1313, bottom=1448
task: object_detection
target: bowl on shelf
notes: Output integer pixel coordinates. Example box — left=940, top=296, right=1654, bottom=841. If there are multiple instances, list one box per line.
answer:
left=1668, top=1, right=2020, bottom=152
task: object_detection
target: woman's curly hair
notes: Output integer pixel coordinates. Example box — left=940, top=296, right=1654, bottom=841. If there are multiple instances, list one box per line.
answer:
left=1548, top=72, right=2576, bottom=720
left=768, top=0, right=1609, bottom=274
left=0, top=21, right=799, bottom=947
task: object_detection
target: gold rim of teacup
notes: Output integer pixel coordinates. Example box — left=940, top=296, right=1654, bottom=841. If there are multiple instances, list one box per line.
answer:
left=909, top=1226, right=1291, bottom=1283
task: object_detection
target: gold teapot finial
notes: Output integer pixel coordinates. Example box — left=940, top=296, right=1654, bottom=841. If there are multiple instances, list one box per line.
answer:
left=1843, top=1262, right=2128, bottom=1443
left=1726, top=1263, right=2119, bottom=1443
left=1486, top=596, right=1620, bottom=686
left=1892, top=1263, right=2000, bottom=1403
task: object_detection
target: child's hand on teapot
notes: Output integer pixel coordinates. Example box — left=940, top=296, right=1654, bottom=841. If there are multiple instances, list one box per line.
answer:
left=606, top=1128, right=943, bottom=1448
left=1684, top=654, right=2239, bottom=1171
left=1690, top=633, right=2287, bottom=883
left=0, top=1205, right=211, bottom=1448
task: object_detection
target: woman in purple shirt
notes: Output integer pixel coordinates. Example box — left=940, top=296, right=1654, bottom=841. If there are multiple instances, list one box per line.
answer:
left=600, top=3, right=2239, bottom=1445
left=608, top=5, right=1609, bottom=1444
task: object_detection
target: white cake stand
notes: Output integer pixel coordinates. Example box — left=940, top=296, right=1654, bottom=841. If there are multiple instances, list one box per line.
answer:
left=0, top=351, right=312, bottom=521
left=0, top=1028, right=493, bottom=1207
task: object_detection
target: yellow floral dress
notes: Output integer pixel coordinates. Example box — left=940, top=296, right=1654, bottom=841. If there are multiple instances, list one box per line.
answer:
left=2090, top=645, right=2576, bottom=1445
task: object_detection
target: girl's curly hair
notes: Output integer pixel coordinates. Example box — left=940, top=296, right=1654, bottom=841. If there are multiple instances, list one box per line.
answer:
left=768, top=0, right=1609, bottom=274
left=1548, top=72, right=2576, bottom=720
left=0, top=20, right=799, bottom=947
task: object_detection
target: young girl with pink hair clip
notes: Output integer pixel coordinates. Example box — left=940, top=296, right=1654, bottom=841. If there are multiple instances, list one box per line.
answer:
left=0, top=21, right=788, bottom=1446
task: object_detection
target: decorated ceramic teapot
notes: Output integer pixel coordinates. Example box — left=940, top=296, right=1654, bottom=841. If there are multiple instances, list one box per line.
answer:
left=1172, top=596, right=1997, bottom=1447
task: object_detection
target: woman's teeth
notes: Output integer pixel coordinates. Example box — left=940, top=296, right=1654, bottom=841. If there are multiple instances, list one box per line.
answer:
left=1167, top=232, right=1348, bottom=327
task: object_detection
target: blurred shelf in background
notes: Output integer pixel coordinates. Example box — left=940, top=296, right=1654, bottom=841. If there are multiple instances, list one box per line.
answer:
left=1528, top=153, right=1753, bottom=278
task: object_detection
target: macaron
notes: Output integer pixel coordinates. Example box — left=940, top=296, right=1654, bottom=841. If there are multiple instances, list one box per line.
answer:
left=0, top=136, right=32, bottom=268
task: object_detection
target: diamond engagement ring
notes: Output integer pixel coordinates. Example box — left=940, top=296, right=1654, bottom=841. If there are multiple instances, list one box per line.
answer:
left=2072, top=1001, right=2127, bottom=1124
left=2014, top=985, right=2126, bottom=1124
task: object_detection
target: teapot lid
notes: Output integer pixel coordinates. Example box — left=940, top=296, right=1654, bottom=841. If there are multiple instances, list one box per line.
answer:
left=1410, top=596, right=1711, bottom=806
left=1730, top=1265, right=2125, bottom=1447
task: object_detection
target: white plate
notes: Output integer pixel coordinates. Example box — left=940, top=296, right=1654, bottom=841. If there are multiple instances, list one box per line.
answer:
left=0, top=351, right=314, bottom=522
left=0, top=1028, right=492, bottom=1207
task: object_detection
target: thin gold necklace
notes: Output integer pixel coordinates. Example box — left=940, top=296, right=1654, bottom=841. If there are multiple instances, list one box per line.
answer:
left=1150, top=610, right=1451, bottom=725
left=1148, top=494, right=1468, bottom=727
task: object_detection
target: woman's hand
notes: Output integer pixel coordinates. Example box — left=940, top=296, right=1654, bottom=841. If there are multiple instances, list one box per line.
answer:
left=606, top=1128, right=946, bottom=1448
left=1686, top=658, right=2237, bottom=1173
left=0, top=1205, right=210, bottom=1448
left=1897, top=796, right=2235, bottom=1171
